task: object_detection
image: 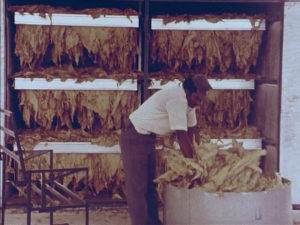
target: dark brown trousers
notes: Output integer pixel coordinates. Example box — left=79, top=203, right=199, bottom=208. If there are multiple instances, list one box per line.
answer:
left=120, top=121, right=161, bottom=225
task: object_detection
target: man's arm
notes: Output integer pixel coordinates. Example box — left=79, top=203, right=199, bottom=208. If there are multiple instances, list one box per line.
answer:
left=176, top=130, right=194, bottom=158
left=187, top=126, right=200, bottom=145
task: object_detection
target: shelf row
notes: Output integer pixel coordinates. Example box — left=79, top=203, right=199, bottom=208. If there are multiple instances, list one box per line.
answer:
left=14, top=12, right=266, bottom=30
left=14, top=139, right=262, bottom=154
left=14, top=78, right=255, bottom=90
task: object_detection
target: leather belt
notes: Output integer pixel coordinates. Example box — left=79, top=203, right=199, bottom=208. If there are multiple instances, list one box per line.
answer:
left=124, top=120, right=155, bottom=137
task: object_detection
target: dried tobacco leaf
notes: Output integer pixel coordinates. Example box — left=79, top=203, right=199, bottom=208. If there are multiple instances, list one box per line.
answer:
left=151, top=29, right=264, bottom=75
left=18, top=90, right=139, bottom=132
left=154, top=141, right=286, bottom=199
left=15, top=25, right=139, bottom=71
left=15, top=25, right=50, bottom=68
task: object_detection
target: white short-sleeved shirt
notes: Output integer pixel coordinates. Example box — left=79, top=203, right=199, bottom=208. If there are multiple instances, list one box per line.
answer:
left=129, top=85, right=197, bottom=136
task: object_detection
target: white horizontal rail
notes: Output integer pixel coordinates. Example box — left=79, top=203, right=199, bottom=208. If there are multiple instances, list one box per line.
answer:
left=149, top=79, right=255, bottom=90
left=151, top=18, right=266, bottom=30
left=14, top=139, right=262, bottom=154
left=15, top=12, right=139, bottom=27
left=14, top=78, right=138, bottom=91
left=210, top=138, right=262, bottom=150
left=162, top=138, right=262, bottom=150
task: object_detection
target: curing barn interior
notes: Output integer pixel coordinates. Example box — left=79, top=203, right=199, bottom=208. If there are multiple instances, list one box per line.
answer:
left=2, top=0, right=283, bottom=208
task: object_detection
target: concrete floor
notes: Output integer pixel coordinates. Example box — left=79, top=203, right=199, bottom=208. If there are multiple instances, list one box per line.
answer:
left=3, top=207, right=163, bottom=225
left=4, top=208, right=300, bottom=225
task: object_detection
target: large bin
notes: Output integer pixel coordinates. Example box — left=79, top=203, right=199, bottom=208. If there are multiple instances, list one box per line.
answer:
left=163, top=178, right=292, bottom=225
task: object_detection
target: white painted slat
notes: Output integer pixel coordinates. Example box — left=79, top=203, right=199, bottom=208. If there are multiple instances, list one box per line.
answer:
left=14, top=78, right=138, bottom=91
left=149, top=79, right=255, bottom=90
left=151, top=18, right=266, bottom=30
left=14, top=12, right=139, bottom=28
left=210, top=139, right=262, bottom=150
left=14, top=139, right=262, bottom=154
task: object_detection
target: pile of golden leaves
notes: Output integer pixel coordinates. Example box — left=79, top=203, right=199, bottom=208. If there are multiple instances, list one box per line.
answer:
left=154, top=141, right=286, bottom=200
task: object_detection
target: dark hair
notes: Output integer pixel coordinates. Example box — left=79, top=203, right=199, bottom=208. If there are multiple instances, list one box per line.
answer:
left=182, top=75, right=197, bottom=93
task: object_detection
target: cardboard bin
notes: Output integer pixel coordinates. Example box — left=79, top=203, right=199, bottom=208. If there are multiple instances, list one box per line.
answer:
left=163, top=178, right=292, bottom=225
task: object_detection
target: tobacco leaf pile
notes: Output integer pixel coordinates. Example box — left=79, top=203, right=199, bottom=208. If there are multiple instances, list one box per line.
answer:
left=151, top=14, right=265, bottom=76
left=14, top=25, right=139, bottom=70
left=154, top=141, right=286, bottom=200
left=18, top=90, right=139, bottom=131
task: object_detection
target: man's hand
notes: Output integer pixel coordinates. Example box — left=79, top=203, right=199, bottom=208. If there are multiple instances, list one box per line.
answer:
left=175, top=130, right=194, bottom=158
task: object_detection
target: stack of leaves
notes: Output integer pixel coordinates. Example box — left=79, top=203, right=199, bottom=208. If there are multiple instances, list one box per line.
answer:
left=154, top=141, right=286, bottom=200
left=12, top=66, right=143, bottom=83
left=14, top=25, right=139, bottom=70
left=151, top=14, right=265, bottom=75
left=18, top=90, right=139, bottom=131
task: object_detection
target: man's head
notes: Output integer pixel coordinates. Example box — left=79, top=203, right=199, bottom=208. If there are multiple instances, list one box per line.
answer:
left=183, top=74, right=213, bottom=108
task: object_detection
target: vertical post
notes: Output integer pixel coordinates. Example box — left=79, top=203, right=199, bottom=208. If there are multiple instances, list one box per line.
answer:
left=138, top=1, right=142, bottom=72
left=27, top=171, right=31, bottom=225
left=1, top=153, right=6, bottom=225
left=137, top=1, right=143, bottom=106
left=142, top=0, right=150, bottom=103
left=0, top=0, right=6, bottom=207
left=50, top=211, right=53, bottom=225
left=11, top=112, right=27, bottom=182
left=41, top=172, right=46, bottom=208
left=85, top=169, right=89, bottom=225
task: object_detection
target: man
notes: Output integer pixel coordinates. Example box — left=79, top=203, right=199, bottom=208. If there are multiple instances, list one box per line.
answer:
left=120, top=74, right=213, bottom=225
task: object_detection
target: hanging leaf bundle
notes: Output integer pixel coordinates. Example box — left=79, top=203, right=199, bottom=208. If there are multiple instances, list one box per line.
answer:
left=150, top=14, right=265, bottom=75
left=196, top=90, right=253, bottom=128
left=18, top=90, right=139, bottom=131
left=14, top=25, right=139, bottom=70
